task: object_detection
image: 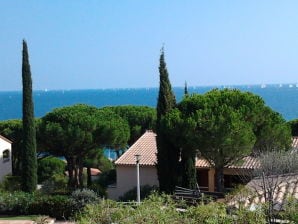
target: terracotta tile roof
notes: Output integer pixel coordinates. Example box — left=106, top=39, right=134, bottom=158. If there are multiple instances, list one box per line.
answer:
left=65, top=167, right=101, bottom=176
left=90, top=168, right=101, bottom=176
left=115, top=131, right=296, bottom=169
left=229, top=173, right=298, bottom=211
left=0, top=134, right=12, bottom=144
left=115, top=130, right=157, bottom=166
left=292, top=136, right=298, bottom=149
left=196, top=156, right=260, bottom=170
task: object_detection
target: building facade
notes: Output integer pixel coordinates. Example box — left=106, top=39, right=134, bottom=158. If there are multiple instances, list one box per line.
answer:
left=0, top=135, right=12, bottom=181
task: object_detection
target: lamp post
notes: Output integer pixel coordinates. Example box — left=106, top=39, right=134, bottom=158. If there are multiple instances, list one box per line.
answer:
left=134, top=154, right=141, bottom=204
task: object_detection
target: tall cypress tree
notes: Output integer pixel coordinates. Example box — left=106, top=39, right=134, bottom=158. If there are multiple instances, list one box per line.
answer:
left=184, top=81, right=189, bottom=96
left=21, top=40, right=37, bottom=192
left=156, top=48, right=179, bottom=193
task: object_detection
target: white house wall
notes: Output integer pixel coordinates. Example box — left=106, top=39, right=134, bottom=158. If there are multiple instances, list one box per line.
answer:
left=108, top=165, right=159, bottom=200
left=0, top=137, right=12, bottom=181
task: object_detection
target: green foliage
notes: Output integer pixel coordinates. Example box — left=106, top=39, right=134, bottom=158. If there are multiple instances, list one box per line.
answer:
left=70, top=188, right=99, bottom=212
left=282, top=196, right=298, bottom=223
left=0, top=191, right=74, bottom=219
left=166, top=89, right=291, bottom=192
left=253, top=108, right=291, bottom=152
left=95, top=169, right=116, bottom=188
left=76, top=194, right=267, bottom=223
left=118, top=185, right=158, bottom=201
left=156, top=48, right=178, bottom=193
left=38, top=104, right=130, bottom=188
left=76, top=194, right=183, bottom=224
left=21, top=40, right=37, bottom=193
left=107, top=105, right=156, bottom=145
left=38, top=156, right=66, bottom=183
left=0, top=191, right=33, bottom=215
left=0, top=175, right=21, bottom=192
left=40, top=173, right=68, bottom=195
left=28, top=194, right=73, bottom=219
left=287, top=118, right=298, bottom=136
left=186, top=202, right=233, bottom=223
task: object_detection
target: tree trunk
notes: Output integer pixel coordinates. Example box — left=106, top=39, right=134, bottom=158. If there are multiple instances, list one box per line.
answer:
left=215, top=167, right=224, bottom=192
left=78, top=157, right=84, bottom=188
left=87, top=167, right=92, bottom=187
left=66, top=156, right=75, bottom=189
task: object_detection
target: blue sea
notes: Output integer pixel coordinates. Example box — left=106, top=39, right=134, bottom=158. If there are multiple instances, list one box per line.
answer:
left=1, top=84, right=298, bottom=160
left=1, top=84, right=298, bottom=122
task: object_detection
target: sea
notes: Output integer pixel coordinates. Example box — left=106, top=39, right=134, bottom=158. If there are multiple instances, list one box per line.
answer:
left=1, top=84, right=298, bottom=159
left=1, top=84, right=298, bottom=121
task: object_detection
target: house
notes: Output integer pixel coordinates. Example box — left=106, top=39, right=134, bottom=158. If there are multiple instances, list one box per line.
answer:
left=0, top=135, right=12, bottom=182
left=107, top=131, right=297, bottom=200
left=229, top=173, right=298, bottom=211
left=108, top=131, right=158, bottom=200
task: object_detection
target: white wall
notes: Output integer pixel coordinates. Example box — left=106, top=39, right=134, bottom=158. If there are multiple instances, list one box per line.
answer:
left=107, top=165, right=159, bottom=200
left=0, top=138, right=12, bottom=181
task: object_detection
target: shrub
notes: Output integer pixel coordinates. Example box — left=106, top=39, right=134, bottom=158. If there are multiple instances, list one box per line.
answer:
left=95, top=169, right=116, bottom=188
left=28, top=194, right=72, bottom=219
left=186, top=202, right=232, bottom=223
left=38, top=156, right=66, bottom=183
left=118, top=185, right=158, bottom=201
left=70, top=188, right=99, bottom=212
left=0, top=175, right=22, bottom=192
left=0, top=191, right=73, bottom=219
left=40, top=173, right=68, bottom=195
left=76, top=193, right=184, bottom=224
left=0, top=191, right=33, bottom=215
left=282, top=196, right=298, bottom=223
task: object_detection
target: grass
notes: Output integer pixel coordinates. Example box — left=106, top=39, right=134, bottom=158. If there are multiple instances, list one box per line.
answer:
left=0, top=215, right=40, bottom=220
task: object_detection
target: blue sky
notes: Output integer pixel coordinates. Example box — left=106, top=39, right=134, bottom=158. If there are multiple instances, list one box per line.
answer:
left=1, top=1, right=298, bottom=91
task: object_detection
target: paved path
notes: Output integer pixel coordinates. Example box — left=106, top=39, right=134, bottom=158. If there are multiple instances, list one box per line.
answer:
left=0, top=220, right=74, bottom=224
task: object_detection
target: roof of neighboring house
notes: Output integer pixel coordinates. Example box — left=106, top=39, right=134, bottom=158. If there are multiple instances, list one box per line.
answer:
left=89, top=168, right=101, bottom=176
left=115, top=131, right=297, bottom=169
left=65, top=168, right=102, bottom=176
left=229, top=173, right=298, bottom=211
left=115, top=130, right=157, bottom=166
left=0, top=134, right=12, bottom=144
left=292, top=136, right=298, bottom=150
left=196, top=156, right=259, bottom=170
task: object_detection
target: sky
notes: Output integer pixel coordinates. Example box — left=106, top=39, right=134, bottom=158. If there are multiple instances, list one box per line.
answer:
left=1, top=1, right=298, bottom=91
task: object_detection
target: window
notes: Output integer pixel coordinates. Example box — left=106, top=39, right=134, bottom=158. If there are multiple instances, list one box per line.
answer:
left=3, top=149, right=10, bottom=162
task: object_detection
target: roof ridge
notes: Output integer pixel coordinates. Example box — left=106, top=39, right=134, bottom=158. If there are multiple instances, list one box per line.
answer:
left=0, top=134, right=12, bottom=143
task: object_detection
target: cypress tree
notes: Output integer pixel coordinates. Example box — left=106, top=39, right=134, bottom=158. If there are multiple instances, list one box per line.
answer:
left=21, top=40, right=37, bottom=192
left=184, top=81, right=189, bottom=96
left=156, top=48, right=179, bottom=193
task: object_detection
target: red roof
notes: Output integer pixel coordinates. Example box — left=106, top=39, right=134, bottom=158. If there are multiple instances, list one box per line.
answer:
left=196, top=156, right=259, bottom=169
left=229, top=173, right=298, bottom=211
left=115, top=131, right=296, bottom=169
left=292, top=136, right=298, bottom=148
left=115, top=130, right=157, bottom=166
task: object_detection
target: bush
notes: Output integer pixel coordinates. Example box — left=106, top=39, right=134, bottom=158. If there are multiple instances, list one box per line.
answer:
left=76, top=193, right=184, bottom=224
left=40, top=173, right=68, bottom=195
left=118, top=185, right=158, bottom=201
left=0, top=175, right=21, bottom=192
left=38, top=156, right=66, bottom=183
left=28, top=194, right=73, bottom=219
left=70, top=188, right=99, bottom=212
left=0, top=191, right=33, bottom=215
left=95, top=169, right=116, bottom=188
left=282, top=196, right=298, bottom=223
left=0, top=191, right=73, bottom=219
